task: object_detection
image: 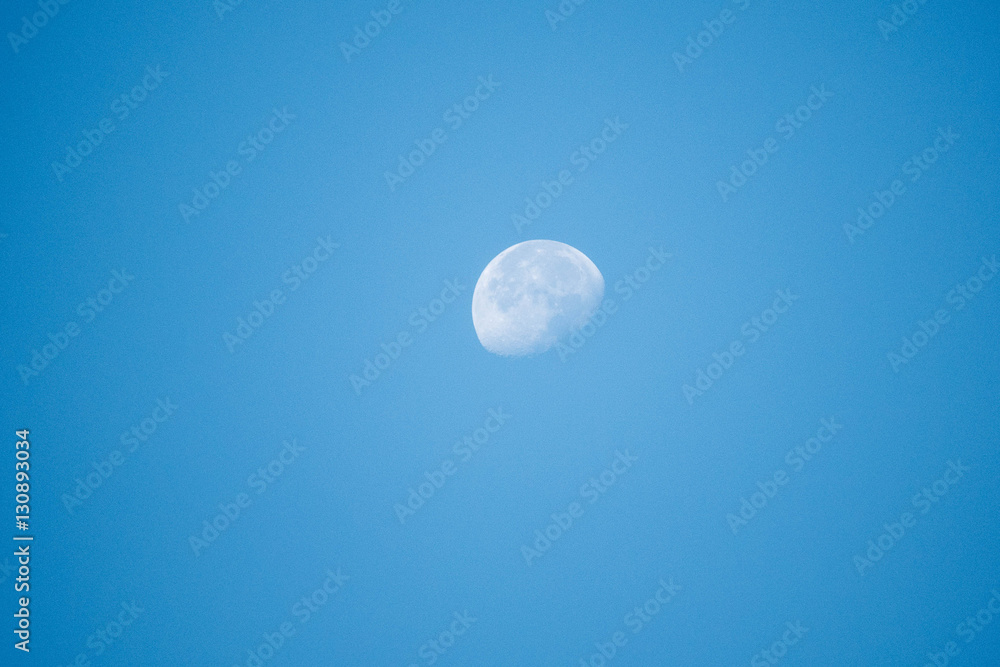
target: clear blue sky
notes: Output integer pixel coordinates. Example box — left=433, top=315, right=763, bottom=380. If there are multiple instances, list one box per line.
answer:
left=2, top=0, right=999, bottom=664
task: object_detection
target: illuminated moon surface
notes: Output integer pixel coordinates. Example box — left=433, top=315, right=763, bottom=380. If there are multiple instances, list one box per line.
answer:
left=472, top=240, right=604, bottom=356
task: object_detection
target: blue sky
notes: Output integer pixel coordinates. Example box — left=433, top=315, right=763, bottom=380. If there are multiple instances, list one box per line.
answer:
left=1, top=0, right=999, bottom=664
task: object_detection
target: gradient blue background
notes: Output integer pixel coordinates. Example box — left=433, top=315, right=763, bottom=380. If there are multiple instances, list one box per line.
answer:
left=2, top=0, right=999, bottom=664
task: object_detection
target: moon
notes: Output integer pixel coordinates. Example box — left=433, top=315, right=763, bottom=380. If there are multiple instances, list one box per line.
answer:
left=472, top=240, right=605, bottom=356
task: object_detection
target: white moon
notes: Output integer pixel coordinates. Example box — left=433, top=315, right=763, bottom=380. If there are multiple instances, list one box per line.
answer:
left=472, top=240, right=604, bottom=356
